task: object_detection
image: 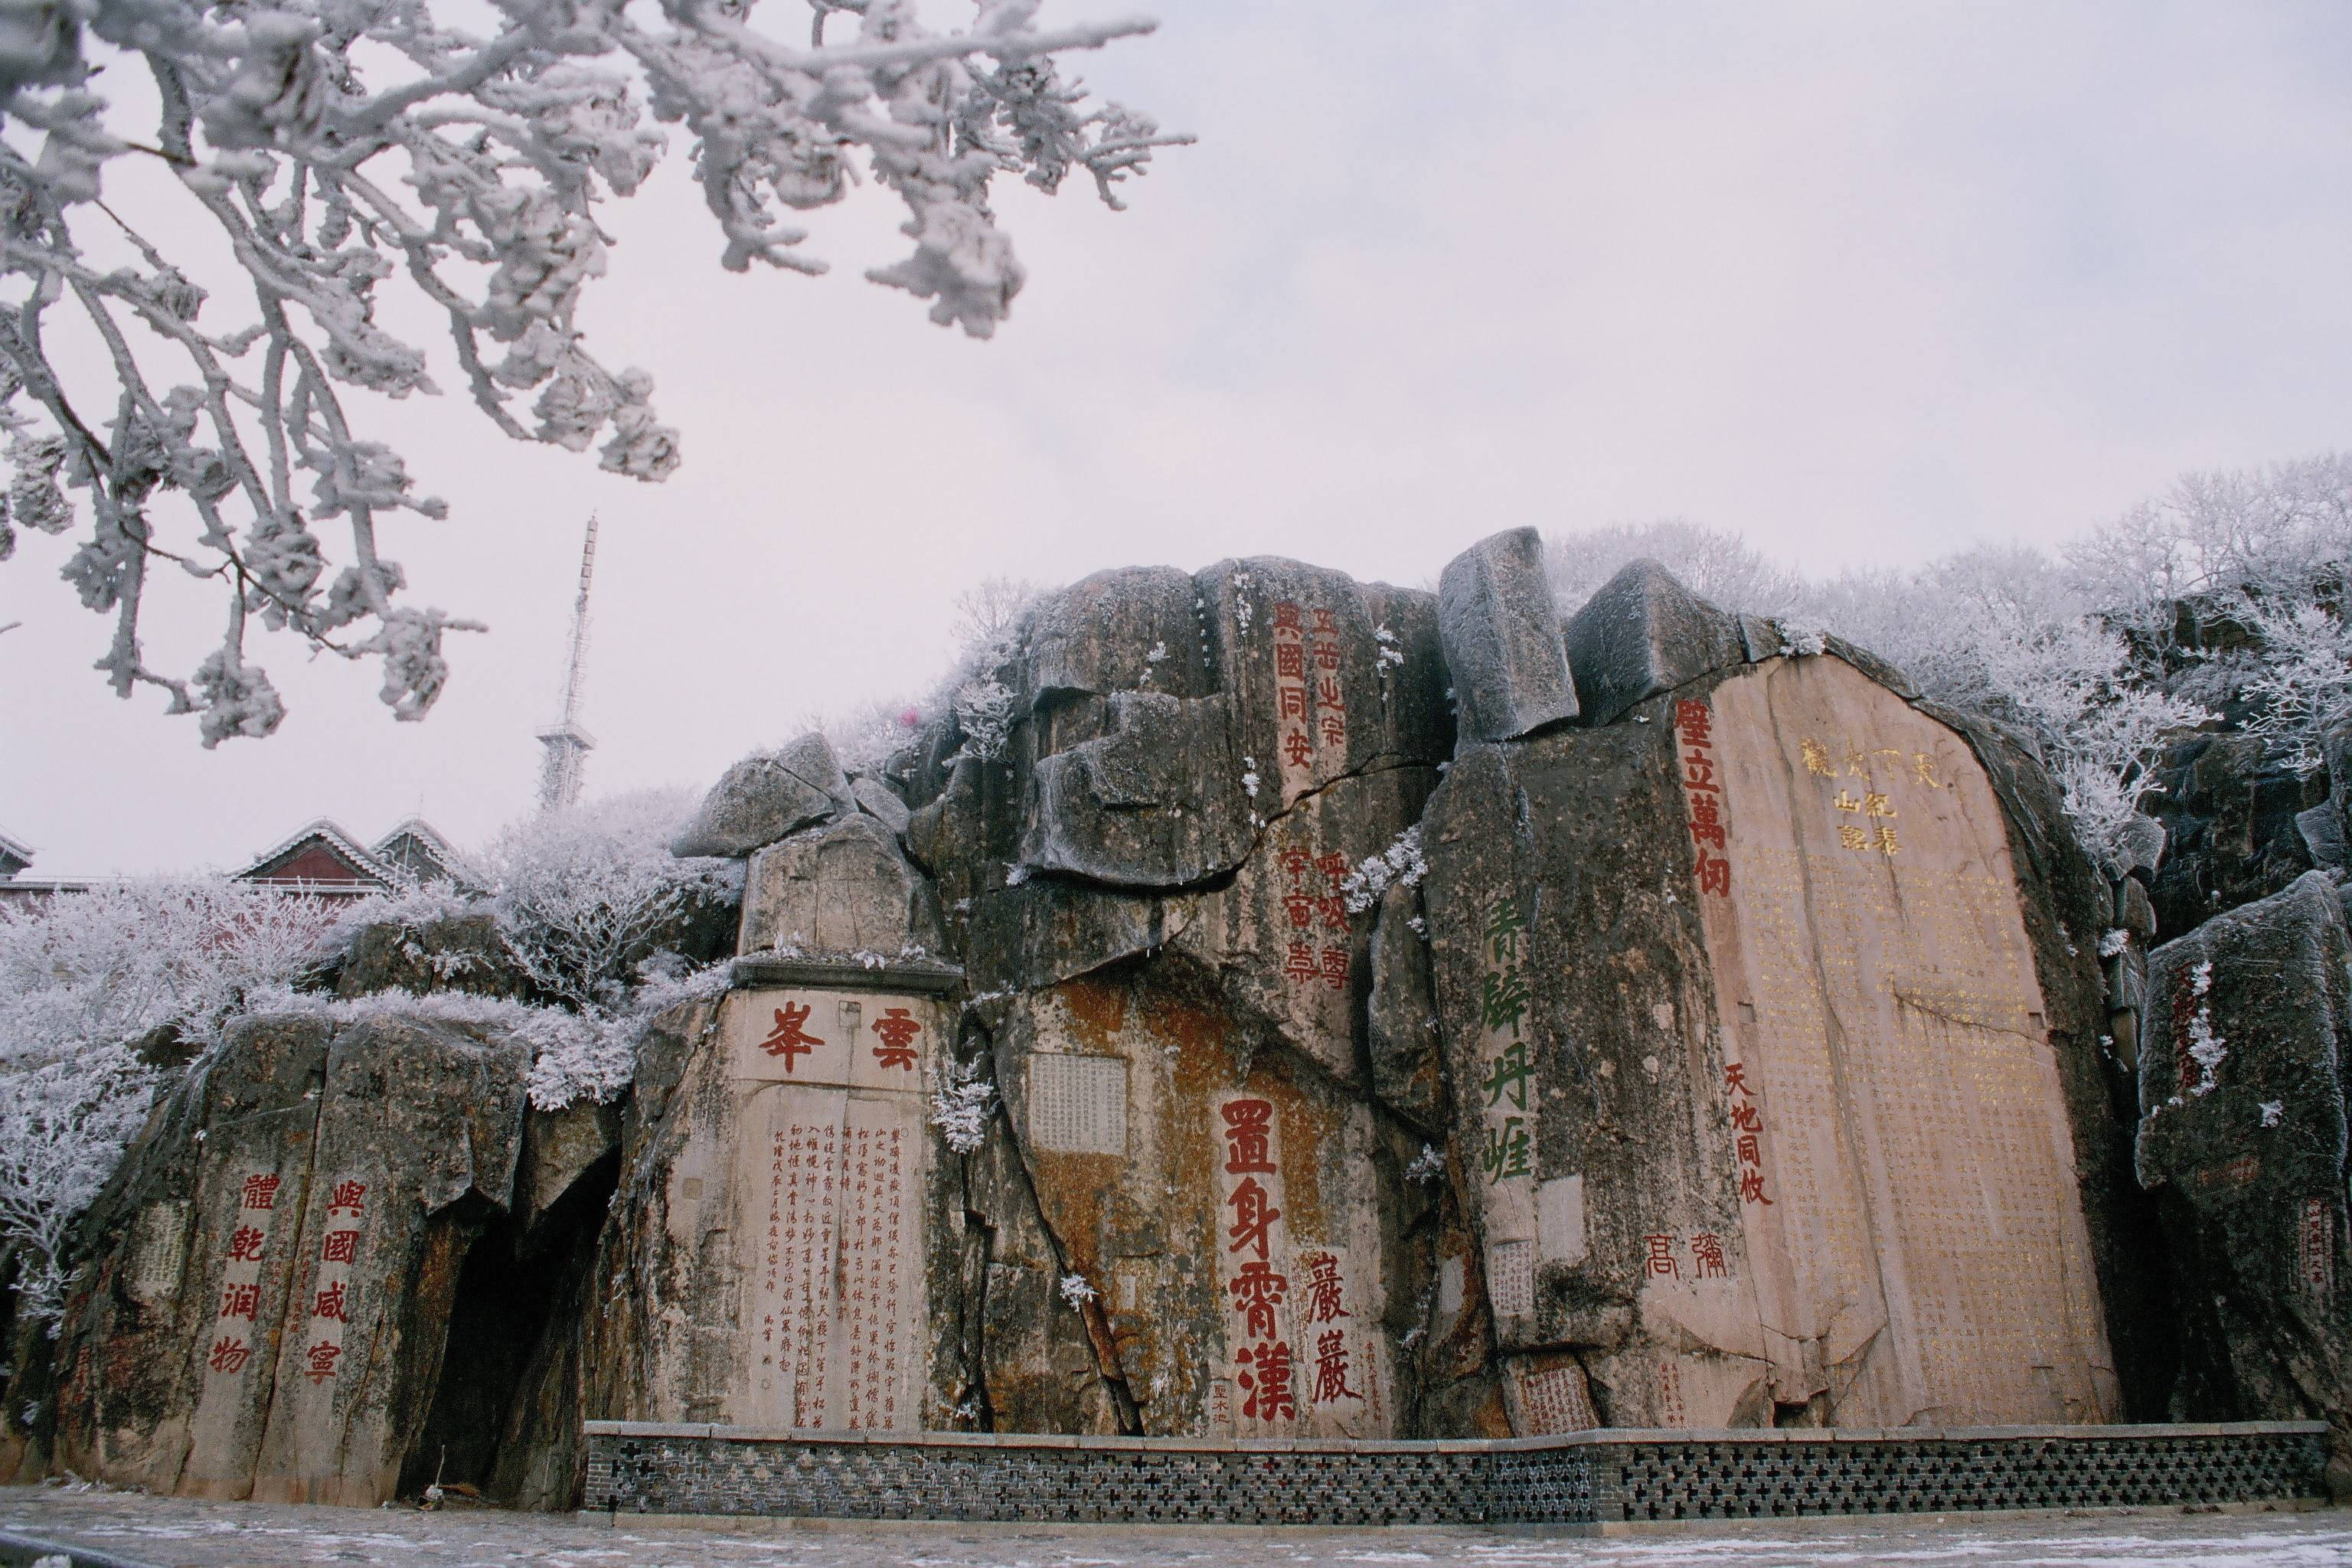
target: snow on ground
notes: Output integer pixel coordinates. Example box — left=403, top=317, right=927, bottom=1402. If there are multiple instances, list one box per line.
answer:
left=3, top=1488, right=2348, bottom=1568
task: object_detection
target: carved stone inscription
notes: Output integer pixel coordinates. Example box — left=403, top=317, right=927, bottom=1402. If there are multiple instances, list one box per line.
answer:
left=1028, top=1053, right=1129, bottom=1155
left=1207, top=1089, right=1389, bottom=1439
left=1687, top=658, right=2117, bottom=1426
left=729, top=986, right=939, bottom=1432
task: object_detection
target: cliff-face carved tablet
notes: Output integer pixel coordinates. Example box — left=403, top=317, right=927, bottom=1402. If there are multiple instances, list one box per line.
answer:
left=1423, top=653, right=2118, bottom=1430
left=724, top=985, right=949, bottom=1432
left=1685, top=656, right=2115, bottom=1427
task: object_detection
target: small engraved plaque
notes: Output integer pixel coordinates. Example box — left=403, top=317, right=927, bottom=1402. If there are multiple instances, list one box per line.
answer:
left=1028, top=1054, right=1129, bottom=1155
left=1488, top=1239, right=1535, bottom=1319
left=1514, top=1361, right=1598, bottom=1433
left=128, top=1201, right=189, bottom=1303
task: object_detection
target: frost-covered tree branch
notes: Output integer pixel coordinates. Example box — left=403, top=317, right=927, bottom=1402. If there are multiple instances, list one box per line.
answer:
left=0, top=0, right=1184, bottom=742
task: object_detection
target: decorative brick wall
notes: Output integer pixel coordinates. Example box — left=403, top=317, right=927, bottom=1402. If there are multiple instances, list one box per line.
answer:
left=582, top=1422, right=2329, bottom=1526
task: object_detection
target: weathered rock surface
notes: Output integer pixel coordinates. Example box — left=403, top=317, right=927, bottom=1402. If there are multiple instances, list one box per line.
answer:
left=49, top=1011, right=590, bottom=1507
left=2134, top=871, right=2351, bottom=1487
left=2144, top=733, right=2324, bottom=942
left=1437, top=526, right=1578, bottom=743
left=740, top=813, right=946, bottom=957
left=1561, top=558, right=1745, bottom=728
left=851, top=774, right=913, bottom=837
left=332, top=913, right=524, bottom=1001
left=1020, top=691, right=1253, bottom=887
left=672, top=734, right=851, bottom=858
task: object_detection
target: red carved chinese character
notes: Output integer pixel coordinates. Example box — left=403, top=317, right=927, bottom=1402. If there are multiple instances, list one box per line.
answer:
left=1276, top=642, right=1305, bottom=679
left=1320, top=712, right=1347, bottom=746
left=1738, top=1168, right=1774, bottom=1206
left=1281, top=893, right=1320, bottom=929
left=1311, top=608, right=1337, bottom=635
left=1687, top=799, right=1725, bottom=850
left=1272, top=601, right=1303, bottom=632
left=1690, top=1233, right=1727, bottom=1278
left=241, top=1173, right=281, bottom=1211
left=1283, top=729, right=1313, bottom=767
left=1314, top=851, right=1350, bottom=887
left=1311, top=639, right=1342, bottom=672
left=1311, top=1328, right=1360, bottom=1404
left=1315, top=675, right=1345, bottom=712
left=1235, top=1340, right=1297, bottom=1422
left=328, top=1180, right=368, bottom=1212
left=207, top=1336, right=251, bottom=1374
left=1220, top=1099, right=1276, bottom=1174
left=1278, top=846, right=1313, bottom=884
left=1674, top=698, right=1712, bottom=746
left=1284, top=941, right=1320, bottom=985
left=1643, top=1233, right=1681, bottom=1279
left=1318, top=896, right=1349, bottom=932
left=1694, top=849, right=1731, bottom=897
left=1225, top=1176, right=1283, bottom=1260
left=758, top=1002, right=824, bottom=1069
left=314, top=1279, right=348, bottom=1322
left=321, top=1229, right=360, bottom=1264
left=226, top=1226, right=266, bottom=1263
left=1684, top=753, right=1719, bottom=792
left=1722, top=1063, right=1753, bottom=1097
left=1278, top=684, right=1308, bottom=720
left=1298, top=1250, right=1351, bottom=1324
left=870, top=1007, right=921, bottom=1070
left=303, top=1340, right=343, bottom=1382
left=219, top=1282, right=261, bottom=1320
left=1729, top=1102, right=1762, bottom=1133
left=1736, top=1133, right=1762, bottom=1165
left=1228, top=1259, right=1288, bottom=1339
left=1319, top=946, right=1349, bottom=989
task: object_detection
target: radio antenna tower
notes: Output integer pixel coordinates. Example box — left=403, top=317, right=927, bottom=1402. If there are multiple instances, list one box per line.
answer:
left=536, top=514, right=599, bottom=814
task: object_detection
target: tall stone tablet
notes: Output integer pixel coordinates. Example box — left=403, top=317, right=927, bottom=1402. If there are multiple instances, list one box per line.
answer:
left=1423, top=651, right=2121, bottom=1430
left=727, top=985, right=946, bottom=1432
left=1681, top=657, right=2115, bottom=1426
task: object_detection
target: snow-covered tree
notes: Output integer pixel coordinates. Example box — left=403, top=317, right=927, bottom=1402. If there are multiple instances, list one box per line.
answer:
left=2064, top=453, right=2352, bottom=639
left=479, top=786, right=738, bottom=1010
left=0, top=879, right=334, bottom=1323
left=2238, top=600, right=2352, bottom=777
left=0, top=0, right=1182, bottom=742
left=1544, top=519, right=1805, bottom=619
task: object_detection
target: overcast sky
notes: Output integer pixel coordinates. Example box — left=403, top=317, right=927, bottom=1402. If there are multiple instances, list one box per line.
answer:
left=5, top=1, right=2350, bottom=877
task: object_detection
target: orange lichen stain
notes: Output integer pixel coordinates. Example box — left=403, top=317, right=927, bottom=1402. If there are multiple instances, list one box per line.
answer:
left=1056, top=975, right=1130, bottom=1049
left=1275, top=1077, right=1338, bottom=1243
left=1025, top=1151, right=1125, bottom=1274
left=1465, top=1381, right=1517, bottom=1438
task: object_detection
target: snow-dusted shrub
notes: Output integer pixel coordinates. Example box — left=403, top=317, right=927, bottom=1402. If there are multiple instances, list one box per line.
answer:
left=481, top=790, right=741, bottom=1013
left=1341, top=827, right=1428, bottom=915
left=0, top=880, right=335, bottom=1324
left=2238, top=601, right=2352, bottom=776
left=940, top=577, right=1045, bottom=766
left=952, top=678, right=1021, bottom=764
left=2066, top=453, right=2352, bottom=642
left=929, top=1057, right=998, bottom=1155
left=0, top=1052, right=156, bottom=1328
left=1545, top=520, right=1806, bottom=617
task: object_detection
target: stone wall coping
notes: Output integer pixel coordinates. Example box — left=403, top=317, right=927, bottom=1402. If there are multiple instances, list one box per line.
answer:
left=581, top=1419, right=2328, bottom=1452
left=730, top=956, right=964, bottom=994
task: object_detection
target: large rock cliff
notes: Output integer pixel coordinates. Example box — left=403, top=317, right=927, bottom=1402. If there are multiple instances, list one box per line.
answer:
left=41, top=536, right=2327, bottom=1507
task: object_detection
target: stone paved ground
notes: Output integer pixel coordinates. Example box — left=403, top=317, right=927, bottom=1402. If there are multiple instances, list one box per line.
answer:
left=4, top=1489, right=2349, bottom=1568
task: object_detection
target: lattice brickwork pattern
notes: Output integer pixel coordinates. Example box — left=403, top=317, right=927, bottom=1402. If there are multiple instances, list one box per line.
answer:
left=582, top=1423, right=2327, bottom=1525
